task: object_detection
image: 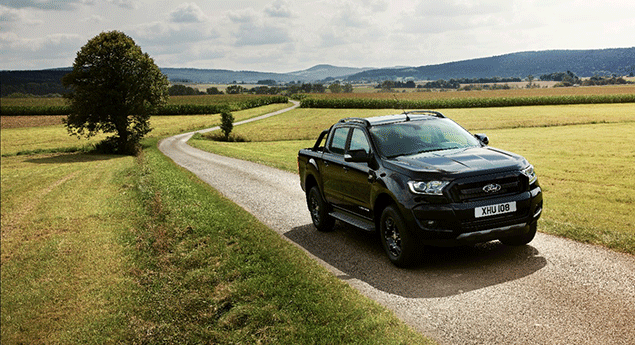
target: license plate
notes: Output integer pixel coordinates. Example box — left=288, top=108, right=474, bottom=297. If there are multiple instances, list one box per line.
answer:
left=475, top=201, right=516, bottom=218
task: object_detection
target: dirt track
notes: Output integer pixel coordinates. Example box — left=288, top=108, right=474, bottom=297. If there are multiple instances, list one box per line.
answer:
left=158, top=102, right=635, bottom=344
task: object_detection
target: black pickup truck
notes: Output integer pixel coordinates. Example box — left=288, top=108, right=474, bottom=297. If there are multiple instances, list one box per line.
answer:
left=297, top=111, right=543, bottom=267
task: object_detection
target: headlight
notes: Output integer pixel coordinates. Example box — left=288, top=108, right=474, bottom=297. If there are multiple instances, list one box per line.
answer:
left=521, top=165, right=537, bottom=185
left=408, top=180, right=449, bottom=195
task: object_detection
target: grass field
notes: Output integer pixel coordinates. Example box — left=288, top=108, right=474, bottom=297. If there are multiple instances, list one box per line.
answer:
left=190, top=103, right=635, bottom=255
left=1, top=103, right=431, bottom=344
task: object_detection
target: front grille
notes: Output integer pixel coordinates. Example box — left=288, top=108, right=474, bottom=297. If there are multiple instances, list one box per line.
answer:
left=450, top=173, right=525, bottom=203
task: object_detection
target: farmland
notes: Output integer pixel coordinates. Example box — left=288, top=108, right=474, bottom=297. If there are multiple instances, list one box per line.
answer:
left=1, top=103, right=430, bottom=344
left=1, top=85, right=634, bottom=343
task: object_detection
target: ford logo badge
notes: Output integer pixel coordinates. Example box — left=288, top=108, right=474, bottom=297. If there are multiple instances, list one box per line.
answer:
left=483, top=183, right=502, bottom=193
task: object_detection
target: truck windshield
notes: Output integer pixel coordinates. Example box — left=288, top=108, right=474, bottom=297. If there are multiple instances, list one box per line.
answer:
left=369, top=118, right=481, bottom=158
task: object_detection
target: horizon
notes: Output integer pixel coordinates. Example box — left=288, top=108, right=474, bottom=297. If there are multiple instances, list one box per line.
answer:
left=3, top=46, right=633, bottom=74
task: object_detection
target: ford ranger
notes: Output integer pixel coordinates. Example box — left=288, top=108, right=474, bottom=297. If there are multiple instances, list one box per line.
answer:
left=297, top=111, right=543, bottom=267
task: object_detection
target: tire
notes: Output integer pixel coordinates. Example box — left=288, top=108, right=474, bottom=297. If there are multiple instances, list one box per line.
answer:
left=500, top=222, right=537, bottom=246
left=379, top=205, right=416, bottom=267
left=307, top=186, right=335, bottom=232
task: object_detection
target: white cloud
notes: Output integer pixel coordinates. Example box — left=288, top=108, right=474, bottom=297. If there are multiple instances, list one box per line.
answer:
left=81, top=14, right=107, bottom=23
left=227, top=8, right=259, bottom=24
left=106, top=0, right=138, bottom=10
left=132, top=21, right=219, bottom=45
left=2, top=0, right=92, bottom=11
left=234, top=24, right=291, bottom=46
left=0, top=32, right=84, bottom=68
left=264, top=0, right=293, bottom=18
left=169, top=2, right=208, bottom=23
left=0, top=5, right=42, bottom=24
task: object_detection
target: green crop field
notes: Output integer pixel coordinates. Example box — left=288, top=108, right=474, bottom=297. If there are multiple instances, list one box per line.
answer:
left=190, top=103, right=635, bottom=255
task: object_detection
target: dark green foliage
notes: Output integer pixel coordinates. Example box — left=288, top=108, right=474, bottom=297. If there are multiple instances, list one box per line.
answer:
left=61, top=31, right=169, bottom=155
left=220, top=110, right=234, bottom=140
left=1, top=105, right=71, bottom=115
left=168, top=84, right=204, bottom=95
left=206, top=87, right=222, bottom=95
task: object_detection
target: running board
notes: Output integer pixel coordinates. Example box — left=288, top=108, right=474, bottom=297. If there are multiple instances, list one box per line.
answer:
left=329, top=210, right=375, bottom=232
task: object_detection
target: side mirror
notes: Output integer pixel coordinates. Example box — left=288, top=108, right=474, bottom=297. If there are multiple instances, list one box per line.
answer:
left=474, top=133, right=489, bottom=145
left=344, top=149, right=371, bottom=163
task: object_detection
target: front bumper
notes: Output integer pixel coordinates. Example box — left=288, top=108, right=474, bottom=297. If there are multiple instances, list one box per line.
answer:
left=405, top=186, right=543, bottom=246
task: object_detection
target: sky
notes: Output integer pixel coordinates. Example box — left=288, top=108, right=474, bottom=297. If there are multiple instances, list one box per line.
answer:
left=1, top=0, right=634, bottom=73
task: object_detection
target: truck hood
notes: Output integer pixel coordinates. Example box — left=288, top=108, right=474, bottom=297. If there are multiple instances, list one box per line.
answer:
left=388, top=147, right=527, bottom=174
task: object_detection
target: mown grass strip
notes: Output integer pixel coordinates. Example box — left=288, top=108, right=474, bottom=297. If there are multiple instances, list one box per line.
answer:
left=300, top=94, right=635, bottom=109
left=1, top=153, right=142, bottom=344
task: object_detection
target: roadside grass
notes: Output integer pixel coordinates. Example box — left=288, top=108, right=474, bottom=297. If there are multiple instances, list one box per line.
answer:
left=189, top=103, right=635, bottom=255
left=128, top=139, right=431, bottom=344
left=1, top=103, right=431, bottom=344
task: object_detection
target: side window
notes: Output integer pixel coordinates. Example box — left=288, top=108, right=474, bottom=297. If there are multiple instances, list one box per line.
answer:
left=328, top=127, right=349, bottom=155
left=349, top=128, right=370, bottom=155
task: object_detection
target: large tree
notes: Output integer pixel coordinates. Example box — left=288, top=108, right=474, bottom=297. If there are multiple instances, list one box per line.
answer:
left=62, top=31, right=169, bottom=154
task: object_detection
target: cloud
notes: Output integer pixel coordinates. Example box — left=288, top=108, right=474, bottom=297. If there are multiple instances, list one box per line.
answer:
left=81, top=14, right=106, bottom=23
left=226, top=6, right=292, bottom=46
left=1, top=0, right=92, bottom=11
left=234, top=24, right=291, bottom=46
left=132, top=21, right=219, bottom=45
left=227, top=8, right=259, bottom=23
left=0, top=32, right=84, bottom=68
left=106, top=0, right=137, bottom=10
left=264, top=0, right=293, bottom=18
left=169, top=2, right=208, bottom=23
left=0, top=5, right=42, bottom=24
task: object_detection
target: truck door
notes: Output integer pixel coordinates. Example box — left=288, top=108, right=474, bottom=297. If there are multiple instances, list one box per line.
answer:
left=341, top=127, right=373, bottom=219
left=321, top=126, right=349, bottom=209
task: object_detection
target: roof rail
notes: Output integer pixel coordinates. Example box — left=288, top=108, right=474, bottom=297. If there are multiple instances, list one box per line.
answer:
left=402, top=110, right=446, bottom=119
left=338, top=117, right=371, bottom=127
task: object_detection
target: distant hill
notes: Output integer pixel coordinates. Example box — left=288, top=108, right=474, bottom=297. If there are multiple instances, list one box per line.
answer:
left=2, top=48, right=634, bottom=96
left=286, top=64, right=374, bottom=81
left=345, top=48, right=635, bottom=82
left=160, top=64, right=374, bottom=84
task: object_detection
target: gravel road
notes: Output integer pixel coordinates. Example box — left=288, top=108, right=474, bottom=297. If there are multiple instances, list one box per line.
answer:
left=158, top=102, right=635, bottom=345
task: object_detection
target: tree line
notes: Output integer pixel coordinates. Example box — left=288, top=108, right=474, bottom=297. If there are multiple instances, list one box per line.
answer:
left=167, top=82, right=354, bottom=96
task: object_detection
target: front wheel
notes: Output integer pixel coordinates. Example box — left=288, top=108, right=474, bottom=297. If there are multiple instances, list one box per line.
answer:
left=307, top=186, right=335, bottom=232
left=500, top=223, right=537, bottom=246
left=380, top=205, right=416, bottom=267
